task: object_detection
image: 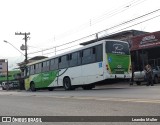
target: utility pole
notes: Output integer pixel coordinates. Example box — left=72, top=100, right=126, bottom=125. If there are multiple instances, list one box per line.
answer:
left=15, top=32, right=30, bottom=64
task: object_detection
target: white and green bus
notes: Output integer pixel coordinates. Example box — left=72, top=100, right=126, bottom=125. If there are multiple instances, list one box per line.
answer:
left=25, top=40, right=132, bottom=91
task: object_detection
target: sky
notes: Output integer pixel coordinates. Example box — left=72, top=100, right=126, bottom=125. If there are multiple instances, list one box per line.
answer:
left=0, top=0, right=160, bottom=69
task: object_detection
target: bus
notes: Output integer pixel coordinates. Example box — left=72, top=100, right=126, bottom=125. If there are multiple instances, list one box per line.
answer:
left=24, top=40, right=132, bottom=91
left=0, top=70, right=20, bottom=82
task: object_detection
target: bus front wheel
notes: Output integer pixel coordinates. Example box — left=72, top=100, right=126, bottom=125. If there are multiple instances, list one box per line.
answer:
left=63, top=77, right=72, bottom=90
left=48, top=87, right=54, bottom=91
left=30, top=82, right=36, bottom=91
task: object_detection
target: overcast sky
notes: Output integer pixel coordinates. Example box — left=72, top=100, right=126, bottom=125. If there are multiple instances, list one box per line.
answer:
left=0, top=0, right=160, bottom=69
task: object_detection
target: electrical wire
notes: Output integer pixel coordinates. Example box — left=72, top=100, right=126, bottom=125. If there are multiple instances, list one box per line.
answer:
left=108, top=14, right=160, bottom=36
left=43, top=44, right=80, bottom=56
left=54, top=0, right=148, bottom=41
left=28, top=8, right=160, bottom=56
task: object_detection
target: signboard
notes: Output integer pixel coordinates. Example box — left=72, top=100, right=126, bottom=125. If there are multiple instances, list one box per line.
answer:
left=130, top=31, right=160, bottom=51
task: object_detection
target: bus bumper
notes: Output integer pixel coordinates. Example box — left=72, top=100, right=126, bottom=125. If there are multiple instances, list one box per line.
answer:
left=106, top=74, right=131, bottom=79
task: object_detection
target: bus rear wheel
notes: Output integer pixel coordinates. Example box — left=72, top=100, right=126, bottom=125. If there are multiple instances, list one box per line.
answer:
left=136, top=81, right=141, bottom=85
left=82, top=84, right=94, bottom=90
left=30, top=82, right=36, bottom=91
left=63, top=77, right=72, bottom=90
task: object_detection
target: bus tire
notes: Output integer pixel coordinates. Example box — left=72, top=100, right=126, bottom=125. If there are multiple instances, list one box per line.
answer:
left=48, top=87, right=54, bottom=91
left=82, top=84, right=94, bottom=90
left=63, top=77, right=72, bottom=90
left=136, top=81, right=141, bottom=85
left=30, top=82, right=36, bottom=92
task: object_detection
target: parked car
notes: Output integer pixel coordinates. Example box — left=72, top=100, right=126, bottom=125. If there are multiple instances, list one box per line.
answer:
left=133, top=66, right=160, bottom=85
left=1, top=81, right=19, bottom=90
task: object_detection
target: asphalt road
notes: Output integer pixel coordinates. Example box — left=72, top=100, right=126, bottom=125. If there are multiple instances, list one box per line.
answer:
left=0, top=82, right=160, bottom=125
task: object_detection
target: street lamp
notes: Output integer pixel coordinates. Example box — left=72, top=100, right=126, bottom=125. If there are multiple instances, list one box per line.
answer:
left=3, top=40, right=25, bottom=56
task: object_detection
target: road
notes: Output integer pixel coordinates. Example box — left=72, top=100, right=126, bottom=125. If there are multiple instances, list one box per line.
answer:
left=0, top=82, right=160, bottom=125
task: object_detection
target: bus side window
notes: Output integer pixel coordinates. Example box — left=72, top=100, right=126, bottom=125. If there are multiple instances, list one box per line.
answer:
left=81, top=51, right=83, bottom=57
left=35, top=64, right=38, bottom=74
left=69, top=52, right=78, bottom=67
left=42, top=61, right=46, bottom=72
left=92, top=47, right=96, bottom=62
left=30, top=65, right=35, bottom=75
left=42, top=61, right=49, bottom=72
left=78, top=51, right=82, bottom=65
left=54, top=58, right=58, bottom=70
left=82, top=48, right=91, bottom=64
left=35, top=63, right=41, bottom=74
left=96, top=44, right=103, bottom=62
left=92, top=47, right=96, bottom=54
left=67, top=54, right=70, bottom=61
left=46, top=61, right=50, bottom=71
left=82, top=47, right=96, bottom=65
left=59, top=55, right=69, bottom=69
left=50, top=58, right=58, bottom=70
left=27, top=66, right=30, bottom=77
left=59, top=57, right=61, bottom=63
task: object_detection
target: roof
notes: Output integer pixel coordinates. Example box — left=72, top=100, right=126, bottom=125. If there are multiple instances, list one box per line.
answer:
left=80, top=30, right=148, bottom=46
left=28, top=56, right=48, bottom=61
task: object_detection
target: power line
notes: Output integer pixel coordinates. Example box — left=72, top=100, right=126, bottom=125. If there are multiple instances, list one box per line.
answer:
left=109, top=14, right=160, bottom=36
left=54, top=0, right=148, bottom=41
left=97, top=8, right=160, bottom=34
left=28, top=34, right=95, bottom=55
left=28, top=0, right=149, bottom=56
left=41, top=13, right=160, bottom=57
left=91, top=0, right=148, bottom=26
left=27, top=8, right=160, bottom=56
left=43, top=44, right=80, bottom=56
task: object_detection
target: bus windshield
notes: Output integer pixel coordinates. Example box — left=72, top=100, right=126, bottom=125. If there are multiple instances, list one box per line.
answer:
left=106, top=41, right=130, bottom=55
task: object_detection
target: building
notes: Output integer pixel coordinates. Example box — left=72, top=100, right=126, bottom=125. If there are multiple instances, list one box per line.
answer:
left=0, top=59, right=7, bottom=76
left=130, top=31, right=160, bottom=71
